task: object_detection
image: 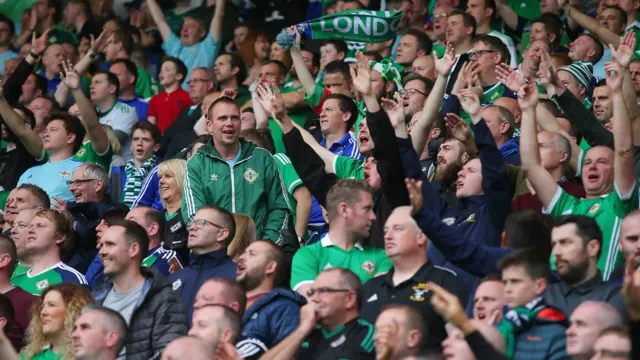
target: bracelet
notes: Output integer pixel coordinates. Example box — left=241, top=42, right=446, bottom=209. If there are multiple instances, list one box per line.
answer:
left=28, top=51, right=39, bottom=58
left=88, top=51, right=98, bottom=59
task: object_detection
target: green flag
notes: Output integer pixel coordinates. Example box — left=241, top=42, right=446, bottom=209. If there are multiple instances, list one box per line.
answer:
left=278, top=10, right=403, bottom=48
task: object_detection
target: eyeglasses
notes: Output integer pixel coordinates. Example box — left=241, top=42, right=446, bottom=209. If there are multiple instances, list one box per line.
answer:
left=470, top=50, right=497, bottom=59
left=433, top=13, right=449, bottom=19
left=188, top=218, right=225, bottom=230
left=306, top=287, right=350, bottom=297
left=66, top=179, right=97, bottom=187
left=188, top=79, right=210, bottom=85
left=399, top=88, right=427, bottom=97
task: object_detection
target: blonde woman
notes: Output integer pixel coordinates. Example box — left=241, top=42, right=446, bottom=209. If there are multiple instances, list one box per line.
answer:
left=228, top=213, right=257, bottom=261
left=21, top=284, right=94, bottom=360
left=159, top=159, right=190, bottom=261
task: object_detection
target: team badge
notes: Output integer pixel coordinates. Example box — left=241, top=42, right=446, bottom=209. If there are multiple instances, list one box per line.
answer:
left=76, top=148, right=86, bottom=157
left=587, top=203, right=601, bottom=215
left=442, top=217, right=456, bottom=226
left=361, top=260, right=376, bottom=274
left=244, top=169, right=258, bottom=184
left=464, top=213, right=476, bottom=223
left=36, top=279, right=49, bottom=291
left=59, top=170, right=70, bottom=178
left=172, top=279, right=182, bottom=291
left=410, top=283, right=431, bottom=302
left=330, top=334, right=346, bottom=348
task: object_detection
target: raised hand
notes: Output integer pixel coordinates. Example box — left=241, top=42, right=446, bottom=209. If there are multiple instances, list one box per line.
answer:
left=380, top=94, right=406, bottom=129
left=517, top=78, right=540, bottom=111
left=457, top=87, right=481, bottom=116
left=91, top=29, right=112, bottom=53
left=221, top=88, right=238, bottom=99
left=298, top=303, right=319, bottom=335
left=605, top=61, right=623, bottom=92
left=611, top=30, right=636, bottom=69
left=444, top=113, right=472, bottom=144
left=434, top=43, right=456, bottom=77
left=287, top=25, right=302, bottom=48
left=255, top=82, right=279, bottom=119
left=429, top=282, right=469, bottom=328
left=462, top=62, right=480, bottom=88
left=496, top=63, right=525, bottom=92
left=60, top=60, right=81, bottom=90
left=405, top=178, right=424, bottom=215
left=374, top=320, right=398, bottom=360
left=539, top=49, right=560, bottom=88
left=350, top=51, right=373, bottom=96
left=52, top=196, right=68, bottom=212
left=31, top=29, right=50, bottom=56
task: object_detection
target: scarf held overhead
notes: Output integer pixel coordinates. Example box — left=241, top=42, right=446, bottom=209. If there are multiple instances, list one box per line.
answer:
left=277, top=10, right=404, bottom=49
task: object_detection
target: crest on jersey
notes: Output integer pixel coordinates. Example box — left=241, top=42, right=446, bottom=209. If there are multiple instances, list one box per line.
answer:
left=362, top=260, right=376, bottom=274
left=172, top=279, right=182, bottom=291
left=442, top=217, right=456, bottom=226
left=36, top=279, right=49, bottom=291
left=244, top=169, right=258, bottom=184
left=59, top=170, right=70, bottom=178
left=587, top=203, right=601, bottom=215
left=410, top=283, right=431, bottom=302
left=76, top=148, right=86, bottom=157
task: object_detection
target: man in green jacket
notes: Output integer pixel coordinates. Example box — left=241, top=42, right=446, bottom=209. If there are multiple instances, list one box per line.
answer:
left=182, top=96, right=292, bottom=242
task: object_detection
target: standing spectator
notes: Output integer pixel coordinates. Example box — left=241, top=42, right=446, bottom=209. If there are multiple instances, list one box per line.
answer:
left=157, top=159, right=189, bottom=260
left=0, top=235, right=35, bottom=351
left=465, top=0, right=518, bottom=67
left=565, top=301, right=624, bottom=359
left=11, top=209, right=88, bottom=295
left=373, top=305, right=427, bottom=359
left=93, top=220, right=187, bottom=360
left=121, top=122, right=160, bottom=208
left=395, top=28, right=432, bottom=72
left=169, top=206, right=236, bottom=325
left=147, top=57, right=193, bottom=134
left=109, top=59, right=149, bottom=122
left=71, top=305, right=128, bottom=360
left=146, top=0, right=225, bottom=89
left=411, top=55, right=437, bottom=80
left=235, top=240, right=306, bottom=358
left=290, top=180, right=392, bottom=295
left=62, top=0, right=103, bottom=42
left=103, top=29, right=154, bottom=99
left=214, top=53, right=250, bottom=107
left=361, top=206, right=467, bottom=351
left=18, top=75, right=47, bottom=106
left=188, top=305, right=241, bottom=353
left=181, top=97, right=291, bottom=241
left=21, top=284, right=94, bottom=360
left=0, top=14, right=17, bottom=76
left=84, top=208, right=129, bottom=289
left=444, top=10, right=475, bottom=93
left=37, top=43, right=65, bottom=97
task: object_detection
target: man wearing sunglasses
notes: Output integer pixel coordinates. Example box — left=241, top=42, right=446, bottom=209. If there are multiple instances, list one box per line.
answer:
left=261, top=268, right=375, bottom=360
left=169, top=205, right=237, bottom=326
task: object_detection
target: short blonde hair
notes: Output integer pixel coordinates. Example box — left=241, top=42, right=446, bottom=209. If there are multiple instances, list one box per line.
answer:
left=102, top=125, right=121, bottom=154
left=228, top=213, right=256, bottom=260
left=158, top=159, right=187, bottom=208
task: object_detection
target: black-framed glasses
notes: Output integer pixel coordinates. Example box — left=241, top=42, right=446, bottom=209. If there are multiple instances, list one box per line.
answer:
left=188, top=218, right=225, bottom=230
left=399, top=88, right=427, bottom=97
left=470, top=50, right=497, bottom=59
left=66, top=179, right=97, bottom=187
left=307, top=287, right=350, bottom=297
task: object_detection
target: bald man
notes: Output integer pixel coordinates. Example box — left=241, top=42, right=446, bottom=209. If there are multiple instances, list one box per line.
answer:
left=442, top=320, right=506, bottom=359
left=493, top=97, right=521, bottom=134
left=362, top=206, right=467, bottom=352
left=566, top=301, right=624, bottom=359
left=412, top=56, right=436, bottom=81
left=160, top=337, right=216, bottom=360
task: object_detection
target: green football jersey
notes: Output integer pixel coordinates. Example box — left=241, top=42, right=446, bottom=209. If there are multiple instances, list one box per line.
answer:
left=460, top=83, right=510, bottom=125
left=333, top=156, right=365, bottom=180
left=43, top=142, right=113, bottom=171
left=269, top=86, right=314, bottom=154
left=20, top=348, right=61, bottom=360
left=12, top=262, right=88, bottom=295
left=273, top=153, right=304, bottom=223
left=544, top=185, right=638, bottom=280
left=290, top=235, right=392, bottom=290
left=11, top=263, right=30, bottom=280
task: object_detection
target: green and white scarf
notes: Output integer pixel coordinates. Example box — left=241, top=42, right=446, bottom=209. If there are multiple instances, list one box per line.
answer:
left=122, top=155, right=157, bottom=207
left=370, top=59, right=404, bottom=90
left=276, top=10, right=404, bottom=49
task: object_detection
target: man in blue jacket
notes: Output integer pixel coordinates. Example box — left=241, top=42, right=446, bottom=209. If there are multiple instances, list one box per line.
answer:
left=169, top=205, right=237, bottom=325
left=235, top=240, right=306, bottom=359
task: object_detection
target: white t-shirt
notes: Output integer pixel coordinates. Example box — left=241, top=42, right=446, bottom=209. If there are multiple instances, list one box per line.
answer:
left=98, top=101, right=138, bottom=160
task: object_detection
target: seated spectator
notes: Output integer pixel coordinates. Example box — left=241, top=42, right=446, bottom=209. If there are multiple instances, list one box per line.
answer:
left=71, top=305, right=128, bottom=360
left=229, top=213, right=257, bottom=260
left=193, top=277, right=246, bottom=315
left=169, top=206, right=236, bottom=325
left=126, top=207, right=182, bottom=277
left=442, top=320, right=507, bottom=360
left=121, top=121, right=160, bottom=208
left=591, top=326, right=631, bottom=360
left=566, top=301, right=624, bottom=359
left=156, top=159, right=189, bottom=260
left=93, top=220, right=187, bottom=359
left=261, top=268, right=375, bottom=359
left=9, top=209, right=39, bottom=279
left=472, top=275, right=505, bottom=324
left=26, top=96, right=58, bottom=137
left=290, top=179, right=392, bottom=295
left=214, top=52, right=251, bottom=107
left=188, top=305, right=241, bottom=352
left=2, top=184, right=49, bottom=235
left=147, top=57, right=193, bottom=134
left=0, top=105, right=38, bottom=194
left=374, top=305, right=427, bottom=359
left=496, top=250, right=569, bottom=359
left=21, top=284, right=94, bottom=360
left=84, top=208, right=129, bottom=289
left=109, top=59, right=149, bottom=122
left=235, top=240, right=306, bottom=358
left=11, top=209, right=88, bottom=295
left=161, top=336, right=217, bottom=360
left=361, top=206, right=467, bottom=351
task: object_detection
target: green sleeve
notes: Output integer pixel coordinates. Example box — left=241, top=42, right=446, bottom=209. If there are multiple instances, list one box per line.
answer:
left=262, top=152, right=293, bottom=242
left=181, top=156, right=207, bottom=224
left=614, top=182, right=639, bottom=214
left=543, top=187, right=577, bottom=216
left=275, top=154, right=303, bottom=195
left=290, top=246, right=319, bottom=290
left=304, top=83, right=327, bottom=110
left=334, top=156, right=364, bottom=179
left=376, top=251, right=393, bottom=274
left=433, top=43, right=446, bottom=58
left=135, top=67, right=154, bottom=99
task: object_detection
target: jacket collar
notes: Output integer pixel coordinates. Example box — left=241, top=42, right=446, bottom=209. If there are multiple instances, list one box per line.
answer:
left=321, top=234, right=364, bottom=251
left=243, top=288, right=307, bottom=322
left=189, top=248, right=233, bottom=266
left=560, top=271, right=604, bottom=296
left=197, top=138, right=255, bottom=163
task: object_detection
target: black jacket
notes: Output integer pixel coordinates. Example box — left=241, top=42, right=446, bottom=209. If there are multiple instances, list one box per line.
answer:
left=93, top=267, right=188, bottom=360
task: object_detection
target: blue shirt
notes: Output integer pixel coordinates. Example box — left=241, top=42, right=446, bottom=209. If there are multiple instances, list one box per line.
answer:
left=162, top=32, right=219, bottom=90
left=119, top=97, right=149, bottom=121
left=225, top=143, right=242, bottom=167
left=310, top=133, right=363, bottom=225
left=0, top=50, right=18, bottom=75
left=17, top=157, right=82, bottom=202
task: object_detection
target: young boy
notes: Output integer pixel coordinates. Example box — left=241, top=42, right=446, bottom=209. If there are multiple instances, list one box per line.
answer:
left=147, top=57, right=193, bottom=134
left=121, top=121, right=161, bottom=207
left=497, top=250, right=569, bottom=359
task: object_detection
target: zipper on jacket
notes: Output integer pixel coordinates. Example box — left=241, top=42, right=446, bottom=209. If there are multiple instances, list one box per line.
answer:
left=203, top=152, right=252, bottom=213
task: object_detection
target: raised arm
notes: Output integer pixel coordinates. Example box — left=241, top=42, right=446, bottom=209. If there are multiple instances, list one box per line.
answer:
left=606, top=62, right=636, bottom=196
left=145, top=0, right=173, bottom=42
left=288, top=27, right=316, bottom=95
left=611, top=31, right=638, bottom=118
left=207, top=0, right=225, bottom=43
left=62, top=60, right=109, bottom=154
left=518, top=81, right=560, bottom=208
left=0, top=86, right=42, bottom=158
left=494, top=0, right=518, bottom=31
left=562, top=0, right=620, bottom=49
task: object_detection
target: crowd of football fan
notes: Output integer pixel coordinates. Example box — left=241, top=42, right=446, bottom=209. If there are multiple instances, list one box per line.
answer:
left=0, top=0, right=638, bottom=359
